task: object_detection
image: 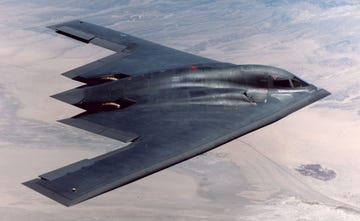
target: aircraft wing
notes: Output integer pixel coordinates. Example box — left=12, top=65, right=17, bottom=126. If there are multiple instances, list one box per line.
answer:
left=23, top=20, right=330, bottom=206
left=23, top=89, right=328, bottom=207
left=46, top=20, right=231, bottom=83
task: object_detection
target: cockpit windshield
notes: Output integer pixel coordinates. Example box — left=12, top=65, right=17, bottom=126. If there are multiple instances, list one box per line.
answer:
left=273, top=77, right=308, bottom=88
left=273, top=79, right=291, bottom=88
left=291, top=77, right=307, bottom=88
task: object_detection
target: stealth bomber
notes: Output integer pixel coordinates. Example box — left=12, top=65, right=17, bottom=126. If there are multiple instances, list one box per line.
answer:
left=23, top=20, right=330, bottom=206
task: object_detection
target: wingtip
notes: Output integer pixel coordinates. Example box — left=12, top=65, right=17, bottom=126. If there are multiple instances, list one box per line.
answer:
left=22, top=179, right=74, bottom=207
left=47, top=19, right=85, bottom=30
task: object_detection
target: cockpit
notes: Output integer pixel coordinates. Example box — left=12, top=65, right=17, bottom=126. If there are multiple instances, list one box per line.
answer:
left=234, top=64, right=310, bottom=90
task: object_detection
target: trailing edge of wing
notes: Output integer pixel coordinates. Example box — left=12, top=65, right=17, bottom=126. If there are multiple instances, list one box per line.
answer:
left=48, top=20, right=128, bottom=52
left=54, top=26, right=95, bottom=43
left=60, top=53, right=128, bottom=81
left=59, top=117, right=139, bottom=143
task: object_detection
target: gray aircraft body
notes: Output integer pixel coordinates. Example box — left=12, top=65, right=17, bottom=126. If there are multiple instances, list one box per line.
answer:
left=23, top=20, right=330, bottom=206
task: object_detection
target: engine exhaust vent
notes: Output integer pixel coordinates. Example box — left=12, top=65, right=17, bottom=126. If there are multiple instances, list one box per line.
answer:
left=75, top=98, right=135, bottom=113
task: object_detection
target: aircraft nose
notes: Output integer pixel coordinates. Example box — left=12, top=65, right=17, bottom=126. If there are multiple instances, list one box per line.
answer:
left=51, top=88, right=85, bottom=105
left=307, top=84, right=330, bottom=95
left=315, top=87, right=331, bottom=98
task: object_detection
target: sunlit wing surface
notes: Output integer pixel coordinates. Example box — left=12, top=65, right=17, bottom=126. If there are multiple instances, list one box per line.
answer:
left=23, top=20, right=330, bottom=206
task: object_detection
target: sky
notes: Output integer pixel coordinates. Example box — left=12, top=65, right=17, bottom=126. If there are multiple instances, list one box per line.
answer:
left=0, top=0, right=360, bottom=220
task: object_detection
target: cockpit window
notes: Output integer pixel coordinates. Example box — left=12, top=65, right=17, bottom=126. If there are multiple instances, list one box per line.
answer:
left=292, top=77, right=307, bottom=88
left=273, top=79, right=291, bottom=88
left=258, top=77, right=269, bottom=88
left=273, top=77, right=308, bottom=88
